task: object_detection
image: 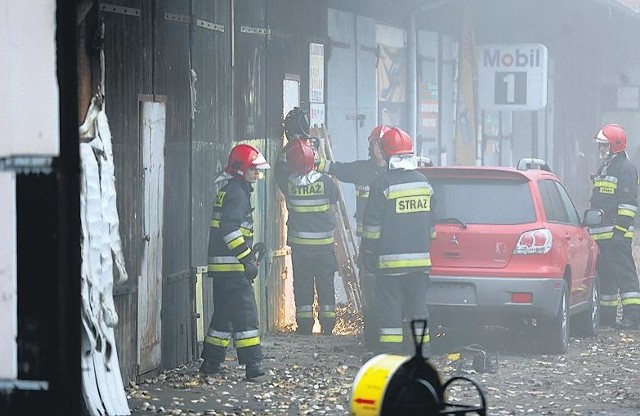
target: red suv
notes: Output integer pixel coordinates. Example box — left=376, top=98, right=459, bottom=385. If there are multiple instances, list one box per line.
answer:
left=421, top=159, right=602, bottom=354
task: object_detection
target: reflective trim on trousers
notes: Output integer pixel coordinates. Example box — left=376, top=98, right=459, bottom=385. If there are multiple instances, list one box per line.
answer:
left=379, top=327, right=403, bottom=344
left=621, top=292, right=640, bottom=306
left=297, top=305, right=313, bottom=319
left=204, top=329, right=232, bottom=348
left=234, top=330, right=261, bottom=348
left=318, top=304, right=336, bottom=318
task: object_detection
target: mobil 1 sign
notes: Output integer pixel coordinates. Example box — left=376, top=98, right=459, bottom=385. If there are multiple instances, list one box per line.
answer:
left=479, top=43, right=548, bottom=110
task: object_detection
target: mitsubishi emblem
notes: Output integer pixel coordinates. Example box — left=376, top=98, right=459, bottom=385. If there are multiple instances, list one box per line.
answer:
left=450, top=235, right=459, bottom=245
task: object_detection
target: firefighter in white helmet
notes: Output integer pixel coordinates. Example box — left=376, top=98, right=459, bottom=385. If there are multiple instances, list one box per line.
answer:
left=590, top=123, right=640, bottom=330
left=200, top=144, right=270, bottom=379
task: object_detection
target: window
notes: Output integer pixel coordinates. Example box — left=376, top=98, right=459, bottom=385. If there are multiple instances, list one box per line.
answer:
left=539, top=179, right=574, bottom=224
left=430, top=178, right=536, bottom=224
left=554, top=181, right=581, bottom=225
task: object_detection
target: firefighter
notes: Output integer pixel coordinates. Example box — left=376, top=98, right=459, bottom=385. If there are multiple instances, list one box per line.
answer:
left=313, top=125, right=390, bottom=350
left=589, top=124, right=640, bottom=330
left=361, top=127, right=435, bottom=355
left=275, top=139, right=339, bottom=334
left=319, top=125, right=390, bottom=236
left=200, top=144, right=270, bottom=379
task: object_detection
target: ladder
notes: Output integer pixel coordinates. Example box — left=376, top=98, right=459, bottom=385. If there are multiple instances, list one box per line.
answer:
left=311, top=125, right=363, bottom=312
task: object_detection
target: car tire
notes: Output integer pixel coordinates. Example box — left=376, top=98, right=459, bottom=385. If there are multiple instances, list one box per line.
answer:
left=538, top=281, right=569, bottom=354
left=571, top=273, right=600, bottom=337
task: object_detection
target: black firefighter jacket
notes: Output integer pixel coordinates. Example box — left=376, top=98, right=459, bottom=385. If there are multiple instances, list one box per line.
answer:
left=208, top=178, right=256, bottom=282
left=589, top=152, right=639, bottom=241
left=361, top=167, right=435, bottom=276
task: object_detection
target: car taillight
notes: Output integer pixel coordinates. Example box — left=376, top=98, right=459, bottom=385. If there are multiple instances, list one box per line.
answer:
left=513, top=228, right=552, bottom=254
left=511, top=292, right=533, bottom=303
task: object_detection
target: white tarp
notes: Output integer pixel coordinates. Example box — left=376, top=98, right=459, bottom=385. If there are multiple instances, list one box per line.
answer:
left=79, top=96, right=130, bottom=416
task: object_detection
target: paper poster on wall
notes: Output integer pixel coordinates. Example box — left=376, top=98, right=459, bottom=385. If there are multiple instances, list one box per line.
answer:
left=310, top=103, right=325, bottom=128
left=309, top=43, right=325, bottom=103
left=419, top=82, right=438, bottom=138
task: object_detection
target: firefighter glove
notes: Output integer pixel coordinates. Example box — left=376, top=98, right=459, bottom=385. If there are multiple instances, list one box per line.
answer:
left=244, top=261, right=259, bottom=282
left=315, top=157, right=328, bottom=172
left=252, top=242, right=267, bottom=264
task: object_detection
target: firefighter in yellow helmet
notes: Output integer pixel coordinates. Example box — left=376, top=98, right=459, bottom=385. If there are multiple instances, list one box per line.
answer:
left=200, top=144, right=270, bottom=379
left=589, top=124, right=640, bottom=330
left=361, top=127, right=435, bottom=355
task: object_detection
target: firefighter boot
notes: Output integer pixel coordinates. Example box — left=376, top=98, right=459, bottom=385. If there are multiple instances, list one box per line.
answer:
left=319, top=318, right=335, bottom=335
left=199, top=359, right=222, bottom=375
left=616, top=305, right=640, bottom=330
left=296, top=319, right=313, bottom=335
left=600, top=306, right=617, bottom=328
left=245, top=361, right=266, bottom=379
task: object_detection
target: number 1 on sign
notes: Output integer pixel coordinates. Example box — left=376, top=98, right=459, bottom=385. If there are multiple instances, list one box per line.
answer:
left=501, top=73, right=516, bottom=104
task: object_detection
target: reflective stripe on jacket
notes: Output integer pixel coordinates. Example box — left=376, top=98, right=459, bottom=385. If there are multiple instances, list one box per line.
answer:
left=283, top=174, right=338, bottom=247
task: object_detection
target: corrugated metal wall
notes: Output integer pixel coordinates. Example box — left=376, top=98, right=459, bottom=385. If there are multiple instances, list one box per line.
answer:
left=154, top=0, right=195, bottom=373
left=101, top=0, right=146, bottom=383
left=100, top=0, right=326, bottom=383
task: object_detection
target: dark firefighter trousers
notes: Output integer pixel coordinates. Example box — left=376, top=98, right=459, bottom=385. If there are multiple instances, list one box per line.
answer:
left=201, top=274, right=262, bottom=365
left=291, top=245, right=338, bottom=334
left=375, top=271, right=430, bottom=356
left=596, top=238, right=640, bottom=321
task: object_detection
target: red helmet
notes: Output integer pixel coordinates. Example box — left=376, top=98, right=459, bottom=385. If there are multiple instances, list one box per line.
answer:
left=380, top=127, right=413, bottom=158
left=368, top=124, right=391, bottom=142
left=595, top=124, right=627, bottom=154
left=225, top=144, right=270, bottom=177
left=286, top=139, right=316, bottom=175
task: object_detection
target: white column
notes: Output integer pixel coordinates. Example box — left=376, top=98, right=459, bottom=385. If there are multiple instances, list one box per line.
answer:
left=0, top=171, right=17, bottom=379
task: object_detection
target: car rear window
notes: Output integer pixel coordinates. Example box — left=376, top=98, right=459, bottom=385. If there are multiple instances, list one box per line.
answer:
left=429, top=177, right=536, bottom=225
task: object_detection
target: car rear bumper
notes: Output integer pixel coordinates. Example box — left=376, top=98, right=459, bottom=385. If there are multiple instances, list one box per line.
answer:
left=426, top=276, right=564, bottom=324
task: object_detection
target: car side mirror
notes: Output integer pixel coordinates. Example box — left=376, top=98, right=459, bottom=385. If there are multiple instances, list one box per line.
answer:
left=582, top=209, right=604, bottom=227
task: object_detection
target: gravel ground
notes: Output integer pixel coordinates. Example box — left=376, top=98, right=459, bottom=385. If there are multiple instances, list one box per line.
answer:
left=127, top=316, right=640, bottom=416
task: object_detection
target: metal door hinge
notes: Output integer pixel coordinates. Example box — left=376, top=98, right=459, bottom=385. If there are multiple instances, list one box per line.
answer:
left=164, top=13, right=190, bottom=24
left=99, top=3, right=140, bottom=17
left=196, top=19, right=225, bottom=32
left=240, top=25, right=290, bottom=39
left=240, top=25, right=268, bottom=36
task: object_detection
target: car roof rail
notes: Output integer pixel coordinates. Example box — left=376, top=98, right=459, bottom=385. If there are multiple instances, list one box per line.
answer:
left=516, top=157, right=551, bottom=172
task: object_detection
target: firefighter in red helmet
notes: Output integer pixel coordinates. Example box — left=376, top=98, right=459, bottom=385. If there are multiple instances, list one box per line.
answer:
left=361, top=127, right=435, bottom=356
left=589, top=124, right=640, bottom=330
left=315, top=125, right=388, bottom=349
left=200, top=144, right=270, bottom=379
left=275, top=139, right=339, bottom=334
left=317, top=124, right=433, bottom=351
